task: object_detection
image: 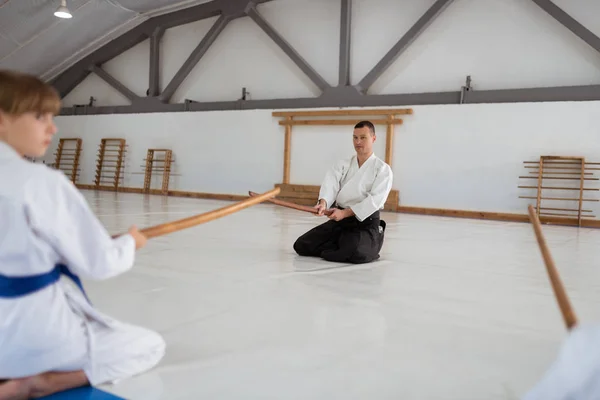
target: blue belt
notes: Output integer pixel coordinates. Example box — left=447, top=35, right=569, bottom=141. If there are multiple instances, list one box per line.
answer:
left=0, top=264, right=90, bottom=303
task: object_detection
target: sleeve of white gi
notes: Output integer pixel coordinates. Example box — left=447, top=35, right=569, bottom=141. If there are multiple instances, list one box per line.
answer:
left=318, top=159, right=346, bottom=208
left=522, top=324, right=600, bottom=400
left=26, top=168, right=136, bottom=280
left=349, top=164, right=393, bottom=222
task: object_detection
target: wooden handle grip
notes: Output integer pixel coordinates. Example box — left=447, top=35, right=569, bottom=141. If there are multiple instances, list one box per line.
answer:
left=527, top=204, right=578, bottom=330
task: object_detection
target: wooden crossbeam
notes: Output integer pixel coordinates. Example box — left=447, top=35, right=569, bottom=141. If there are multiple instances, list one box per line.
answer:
left=278, top=118, right=403, bottom=126
left=272, top=108, right=413, bottom=117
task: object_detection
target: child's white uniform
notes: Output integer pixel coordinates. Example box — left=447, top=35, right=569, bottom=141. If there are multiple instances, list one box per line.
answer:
left=0, top=141, right=165, bottom=384
left=523, top=323, right=600, bottom=399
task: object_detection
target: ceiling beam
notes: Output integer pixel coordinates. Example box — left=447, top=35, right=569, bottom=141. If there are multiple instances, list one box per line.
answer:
left=160, top=15, right=229, bottom=102
left=89, top=65, right=139, bottom=102
left=51, top=27, right=150, bottom=98
left=356, top=0, right=455, bottom=93
left=530, top=0, right=600, bottom=55
left=338, top=0, right=352, bottom=87
left=58, top=83, right=600, bottom=116
left=465, top=84, right=600, bottom=104
left=50, top=0, right=274, bottom=99
left=148, top=27, right=165, bottom=97
left=247, top=6, right=331, bottom=92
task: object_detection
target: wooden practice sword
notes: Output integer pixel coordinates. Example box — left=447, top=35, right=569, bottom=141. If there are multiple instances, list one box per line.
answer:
left=527, top=204, right=578, bottom=330
left=112, top=188, right=280, bottom=239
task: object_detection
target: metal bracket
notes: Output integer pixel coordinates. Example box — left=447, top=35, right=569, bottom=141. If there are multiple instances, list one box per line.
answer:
left=240, top=87, right=250, bottom=101
left=460, top=75, right=472, bottom=104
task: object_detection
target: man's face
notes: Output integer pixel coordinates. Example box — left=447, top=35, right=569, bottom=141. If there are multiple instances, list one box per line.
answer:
left=353, top=126, right=375, bottom=157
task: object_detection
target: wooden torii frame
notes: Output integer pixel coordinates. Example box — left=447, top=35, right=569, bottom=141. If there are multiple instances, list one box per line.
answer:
left=271, top=108, right=413, bottom=211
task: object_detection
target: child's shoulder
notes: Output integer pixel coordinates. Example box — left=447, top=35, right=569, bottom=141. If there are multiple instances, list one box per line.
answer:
left=22, top=161, right=74, bottom=192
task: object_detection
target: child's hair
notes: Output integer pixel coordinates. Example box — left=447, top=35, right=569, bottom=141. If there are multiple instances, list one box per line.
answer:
left=0, top=70, right=61, bottom=116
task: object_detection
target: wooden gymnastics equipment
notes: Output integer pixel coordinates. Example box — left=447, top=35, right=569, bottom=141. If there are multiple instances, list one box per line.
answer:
left=115, top=187, right=280, bottom=239
left=271, top=108, right=411, bottom=211
left=519, top=156, right=600, bottom=227
left=53, top=138, right=82, bottom=183
left=527, top=204, right=578, bottom=330
left=95, top=138, right=127, bottom=189
left=143, top=149, right=174, bottom=194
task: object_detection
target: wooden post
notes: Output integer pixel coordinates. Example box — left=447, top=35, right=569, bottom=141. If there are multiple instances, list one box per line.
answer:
left=114, top=139, right=126, bottom=189
left=385, top=114, right=394, bottom=166
left=71, top=139, right=82, bottom=184
left=162, top=150, right=173, bottom=195
left=578, top=158, right=585, bottom=226
left=283, top=116, right=292, bottom=184
left=144, top=149, right=154, bottom=193
left=535, top=157, right=544, bottom=216
left=54, top=140, right=64, bottom=170
left=94, top=140, right=106, bottom=187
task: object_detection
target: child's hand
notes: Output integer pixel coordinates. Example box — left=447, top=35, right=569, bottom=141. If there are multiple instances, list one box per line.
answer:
left=128, top=225, right=147, bottom=250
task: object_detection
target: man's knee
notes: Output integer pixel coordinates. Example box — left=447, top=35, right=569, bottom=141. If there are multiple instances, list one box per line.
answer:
left=293, top=230, right=323, bottom=257
left=348, top=250, right=379, bottom=264
left=349, top=237, right=383, bottom=264
left=293, top=238, right=311, bottom=256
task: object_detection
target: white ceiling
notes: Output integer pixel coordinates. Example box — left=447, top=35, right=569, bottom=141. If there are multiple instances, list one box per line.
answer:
left=0, top=0, right=214, bottom=80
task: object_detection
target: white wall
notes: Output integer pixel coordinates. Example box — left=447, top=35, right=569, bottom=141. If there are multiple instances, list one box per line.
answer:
left=48, top=100, right=600, bottom=216
left=51, top=0, right=600, bottom=216
left=49, top=110, right=285, bottom=195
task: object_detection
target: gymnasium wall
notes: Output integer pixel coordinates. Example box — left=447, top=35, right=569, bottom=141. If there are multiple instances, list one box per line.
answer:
left=46, top=0, right=600, bottom=215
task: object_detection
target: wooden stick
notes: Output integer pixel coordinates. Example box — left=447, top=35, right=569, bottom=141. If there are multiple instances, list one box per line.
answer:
left=527, top=204, right=578, bottom=330
left=117, top=188, right=280, bottom=239
left=248, top=191, right=333, bottom=216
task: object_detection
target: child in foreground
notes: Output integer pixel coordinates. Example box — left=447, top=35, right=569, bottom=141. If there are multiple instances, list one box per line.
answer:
left=0, top=70, right=164, bottom=400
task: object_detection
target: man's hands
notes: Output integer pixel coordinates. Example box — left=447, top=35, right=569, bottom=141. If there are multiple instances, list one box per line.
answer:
left=314, top=199, right=328, bottom=216
left=328, top=208, right=354, bottom=221
left=315, top=199, right=355, bottom=221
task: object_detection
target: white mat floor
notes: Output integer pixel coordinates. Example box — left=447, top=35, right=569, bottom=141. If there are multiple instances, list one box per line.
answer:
left=79, top=190, right=600, bottom=400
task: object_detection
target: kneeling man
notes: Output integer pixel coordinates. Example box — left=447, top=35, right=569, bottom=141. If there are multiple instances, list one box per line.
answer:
left=293, top=120, right=393, bottom=264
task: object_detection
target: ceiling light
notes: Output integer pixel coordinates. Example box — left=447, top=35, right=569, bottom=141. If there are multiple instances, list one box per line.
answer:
left=54, top=0, right=72, bottom=19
